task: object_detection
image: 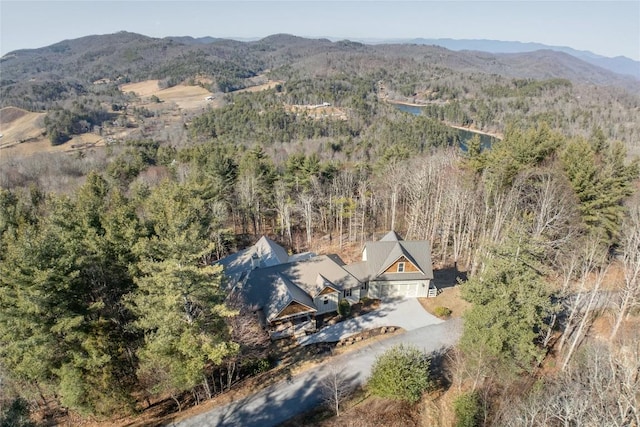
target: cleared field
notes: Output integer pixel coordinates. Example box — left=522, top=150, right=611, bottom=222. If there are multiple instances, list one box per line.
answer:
left=120, top=80, right=162, bottom=97
left=0, top=107, right=46, bottom=149
left=0, top=107, right=109, bottom=158
left=235, top=80, right=283, bottom=93
left=121, top=80, right=217, bottom=110
left=154, top=85, right=215, bottom=110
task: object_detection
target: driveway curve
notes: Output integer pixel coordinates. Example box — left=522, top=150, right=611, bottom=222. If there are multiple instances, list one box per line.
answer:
left=171, top=318, right=462, bottom=427
left=298, top=298, right=443, bottom=346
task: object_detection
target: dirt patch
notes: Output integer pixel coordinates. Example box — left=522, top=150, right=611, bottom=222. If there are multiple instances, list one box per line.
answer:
left=286, top=104, right=348, bottom=120
left=419, top=286, right=471, bottom=319
left=590, top=310, right=639, bottom=343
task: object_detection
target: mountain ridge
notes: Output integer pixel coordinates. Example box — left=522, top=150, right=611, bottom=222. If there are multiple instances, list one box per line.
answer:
left=1, top=32, right=638, bottom=102
left=357, top=37, right=640, bottom=80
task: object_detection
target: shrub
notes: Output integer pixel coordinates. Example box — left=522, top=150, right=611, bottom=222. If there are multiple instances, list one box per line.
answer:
left=338, top=299, right=351, bottom=317
left=246, top=358, right=272, bottom=376
left=360, top=296, right=374, bottom=306
left=0, top=397, right=35, bottom=427
left=454, top=391, right=482, bottom=427
left=368, top=344, right=433, bottom=403
left=434, top=306, right=452, bottom=318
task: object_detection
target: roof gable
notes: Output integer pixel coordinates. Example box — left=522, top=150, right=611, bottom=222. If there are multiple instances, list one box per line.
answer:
left=264, top=274, right=315, bottom=322
left=254, top=236, right=289, bottom=267
left=362, top=233, right=433, bottom=280
left=216, top=235, right=291, bottom=287
left=382, top=255, right=422, bottom=274
left=314, top=274, right=340, bottom=297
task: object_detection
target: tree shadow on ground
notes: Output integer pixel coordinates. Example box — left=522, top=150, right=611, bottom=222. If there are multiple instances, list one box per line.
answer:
left=165, top=368, right=361, bottom=427
left=433, top=267, right=468, bottom=290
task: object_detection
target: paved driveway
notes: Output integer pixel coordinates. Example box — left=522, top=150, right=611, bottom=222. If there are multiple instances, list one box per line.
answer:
left=172, top=318, right=462, bottom=427
left=298, top=298, right=442, bottom=346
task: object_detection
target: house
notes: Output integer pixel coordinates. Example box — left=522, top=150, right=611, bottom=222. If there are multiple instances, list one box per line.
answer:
left=216, top=232, right=435, bottom=338
left=237, top=254, right=362, bottom=338
left=346, top=231, right=435, bottom=298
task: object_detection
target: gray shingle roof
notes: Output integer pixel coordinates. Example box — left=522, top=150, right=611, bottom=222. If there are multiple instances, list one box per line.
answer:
left=223, top=231, right=432, bottom=323
left=216, top=236, right=305, bottom=287
left=254, top=236, right=290, bottom=266
left=262, top=274, right=316, bottom=322
left=239, top=254, right=362, bottom=322
left=380, top=230, right=403, bottom=241
left=359, top=232, right=433, bottom=281
left=343, top=260, right=371, bottom=283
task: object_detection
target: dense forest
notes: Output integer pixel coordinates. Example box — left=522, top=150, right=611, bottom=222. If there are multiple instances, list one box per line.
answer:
left=1, top=33, right=639, bottom=426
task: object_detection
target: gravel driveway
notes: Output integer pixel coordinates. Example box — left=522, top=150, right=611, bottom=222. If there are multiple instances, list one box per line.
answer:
left=298, top=297, right=443, bottom=346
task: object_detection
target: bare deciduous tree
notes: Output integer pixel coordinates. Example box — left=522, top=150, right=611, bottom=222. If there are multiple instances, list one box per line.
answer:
left=611, top=198, right=640, bottom=340
left=560, top=238, right=609, bottom=370
left=298, top=191, right=315, bottom=248
left=274, top=181, right=293, bottom=246
left=501, top=339, right=640, bottom=427
left=320, top=364, right=354, bottom=417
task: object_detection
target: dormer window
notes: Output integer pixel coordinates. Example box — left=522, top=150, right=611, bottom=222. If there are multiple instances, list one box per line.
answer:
left=397, top=262, right=405, bottom=273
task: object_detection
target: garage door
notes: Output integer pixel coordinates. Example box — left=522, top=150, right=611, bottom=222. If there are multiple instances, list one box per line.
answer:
left=404, top=283, right=419, bottom=297
left=372, top=282, right=422, bottom=299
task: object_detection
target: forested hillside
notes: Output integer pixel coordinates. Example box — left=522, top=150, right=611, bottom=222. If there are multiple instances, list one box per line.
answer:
left=1, top=33, right=639, bottom=426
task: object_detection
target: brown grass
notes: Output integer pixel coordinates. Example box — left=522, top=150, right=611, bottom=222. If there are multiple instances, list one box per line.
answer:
left=0, top=106, right=30, bottom=125
left=120, top=80, right=216, bottom=110
left=282, top=394, right=423, bottom=427
left=120, top=80, right=161, bottom=97
left=152, top=85, right=214, bottom=110
left=0, top=107, right=46, bottom=151
left=419, top=287, right=471, bottom=319
left=235, top=80, right=284, bottom=93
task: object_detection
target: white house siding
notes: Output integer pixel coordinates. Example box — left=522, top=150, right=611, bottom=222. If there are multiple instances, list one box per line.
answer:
left=369, top=280, right=431, bottom=299
left=340, top=287, right=361, bottom=304
left=314, top=291, right=339, bottom=314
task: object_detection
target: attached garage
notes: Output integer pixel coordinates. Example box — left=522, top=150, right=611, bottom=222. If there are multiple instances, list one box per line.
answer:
left=369, top=280, right=431, bottom=299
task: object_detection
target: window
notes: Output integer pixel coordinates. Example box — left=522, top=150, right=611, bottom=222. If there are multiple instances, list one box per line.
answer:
left=323, top=297, right=329, bottom=305
left=344, top=289, right=352, bottom=298
left=397, top=262, right=405, bottom=273
left=360, top=282, right=368, bottom=290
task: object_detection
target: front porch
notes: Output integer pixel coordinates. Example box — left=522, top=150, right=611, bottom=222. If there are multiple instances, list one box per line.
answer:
left=269, top=313, right=316, bottom=340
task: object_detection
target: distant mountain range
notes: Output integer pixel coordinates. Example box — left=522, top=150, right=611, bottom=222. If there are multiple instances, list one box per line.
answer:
left=170, top=35, right=640, bottom=81
left=347, top=38, right=639, bottom=80
left=1, top=32, right=638, bottom=95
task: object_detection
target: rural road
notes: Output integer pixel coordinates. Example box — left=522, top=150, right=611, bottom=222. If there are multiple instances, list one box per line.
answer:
left=170, top=318, right=462, bottom=427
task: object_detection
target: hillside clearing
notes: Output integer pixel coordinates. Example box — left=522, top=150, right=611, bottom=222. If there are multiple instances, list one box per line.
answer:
left=235, top=80, right=284, bottom=93
left=0, top=107, right=46, bottom=149
left=120, top=80, right=162, bottom=97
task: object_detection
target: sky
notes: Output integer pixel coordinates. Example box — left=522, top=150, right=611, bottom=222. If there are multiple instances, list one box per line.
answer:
left=1, top=1, right=639, bottom=60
